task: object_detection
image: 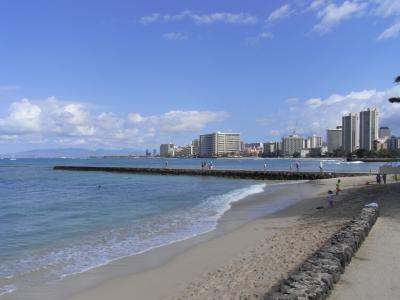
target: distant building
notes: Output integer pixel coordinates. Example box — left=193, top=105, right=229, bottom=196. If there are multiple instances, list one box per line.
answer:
left=342, top=113, right=359, bottom=154
left=160, top=143, right=175, bottom=157
left=199, top=132, right=241, bottom=157
left=374, top=140, right=387, bottom=151
left=310, top=134, right=322, bottom=148
left=379, top=126, right=391, bottom=140
left=359, top=108, right=379, bottom=151
left=282, top=135, right=304, bottom=157
left=387, top=136, right=400, bottom=150
left=300, top=149, right=310, bottom=158
left=263, top=142, right=282, bottom=157
left=192, top=139, right=199, bottom=156
left=327, top=127, right=342, bottom=152
left=175, top=145, right=193, bottom=157
left=243, top=142, right=263, bottom=156
left=309, top=146, right=328, bottom=157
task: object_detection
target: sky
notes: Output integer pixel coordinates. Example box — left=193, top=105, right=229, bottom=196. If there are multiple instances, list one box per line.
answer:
left=0, top=0, right=400, bottom=153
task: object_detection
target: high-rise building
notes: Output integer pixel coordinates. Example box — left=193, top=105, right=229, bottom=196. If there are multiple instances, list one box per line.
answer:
left=263, top=141, right=282, bottom=157
left=309, top=134, right=322, bottom=148
left=192, top=139, right=199, bottom=156
left=282, top=135, right=304, bottom=156
left=387, top=136, right=400, bottom=150
left=159, top=143, right=175, bottom=157
left=342, top=113, right=359, bottom=154
left=379, top=126, right=391, bottom=140
left=359, top=108, right=379, bottom=151
left=326, top=127, right=342, bottom=152
left=199, top=132, right=241, bottom=157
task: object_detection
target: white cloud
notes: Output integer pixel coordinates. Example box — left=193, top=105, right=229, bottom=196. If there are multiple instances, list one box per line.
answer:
left=378, top=19, right=400, bottom=40
left=191, top=12, right=257, bottom=25
left=310, top=0, right=327, bottom=11
left=372, top=0, right=400, bottom=17
left=313, top=1, right=368, bottom=33
left=305, top=98, right=323, bottom=108
left=155, top=110, right=228, bottom=132
left=162, top=32, right=188, bottom=41
left=128, top=113, right=146, bottom=123
left=268, top=4, right=293, bottom=22
left=245, top=31, right=273, bottom=44
left=140, top=11, right=258, bottom=25
left=140, top=13, right=160, bottom=25
left=0, top=97, right=229, bottom=148
left=260, top=86, right=400, bottom=138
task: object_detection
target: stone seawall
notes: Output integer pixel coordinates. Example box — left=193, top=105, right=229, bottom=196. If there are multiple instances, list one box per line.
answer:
left=53, top=166, right=368, bottom=181
left=266, top=206, right=379, bottom=300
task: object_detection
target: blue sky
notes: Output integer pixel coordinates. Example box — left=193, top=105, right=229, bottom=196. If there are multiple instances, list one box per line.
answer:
left=0, top=0, right=400, bottom=152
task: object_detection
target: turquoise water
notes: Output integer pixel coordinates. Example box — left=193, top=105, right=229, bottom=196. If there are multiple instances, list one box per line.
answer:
left=0, top=158, right=384, bottom=297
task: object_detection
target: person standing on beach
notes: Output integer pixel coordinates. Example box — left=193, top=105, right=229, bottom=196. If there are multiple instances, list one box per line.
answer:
left=376, top=174, right=381, bottom=184
left=336, top=179, right=341, bottom=195
left=263, top=161, right=267, bottom=171
left=383, top=174, right=387, bottom=184
left=165, top=161, right=168, bottom=168
left=327, top=190, right=334, bottom=208
left=319, top=161, right=323, bottom=172
left=295, top=161, right=300, bottom=172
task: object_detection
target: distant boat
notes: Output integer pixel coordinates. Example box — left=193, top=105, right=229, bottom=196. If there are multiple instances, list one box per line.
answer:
left=10, top=154, right=16, bottom=161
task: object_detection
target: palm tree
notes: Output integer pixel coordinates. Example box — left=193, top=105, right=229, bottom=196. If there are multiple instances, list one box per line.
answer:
left=388, top=75, right=400, bottom=103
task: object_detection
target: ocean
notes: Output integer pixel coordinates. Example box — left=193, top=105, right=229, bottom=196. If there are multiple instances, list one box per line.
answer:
left=0, top=157, right=384, bottom=297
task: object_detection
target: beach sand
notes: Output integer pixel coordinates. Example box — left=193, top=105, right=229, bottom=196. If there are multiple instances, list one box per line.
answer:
left=58, top=175, right=398, bottom=300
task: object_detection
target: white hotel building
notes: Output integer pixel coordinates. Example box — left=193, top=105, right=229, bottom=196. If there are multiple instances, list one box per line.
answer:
left=199, top=132, right=241, bottom=157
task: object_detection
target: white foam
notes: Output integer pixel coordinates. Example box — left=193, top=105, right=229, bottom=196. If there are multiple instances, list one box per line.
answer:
left=0, top=284, right=16, bottom=297
left=0, top=183, right=267, bottom=289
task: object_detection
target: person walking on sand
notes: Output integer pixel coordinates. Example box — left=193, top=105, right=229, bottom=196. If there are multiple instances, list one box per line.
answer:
left=383, top=173, right=387, bottom=184
left=327, top=190, right=334, bottom=208
left=376, top=174, right=381, bottom=184
left=336, top=179, right=341, bottom=195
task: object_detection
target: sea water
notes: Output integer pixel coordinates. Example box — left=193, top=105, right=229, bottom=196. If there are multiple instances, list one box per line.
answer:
left=0, top=158, right=384, bottom=297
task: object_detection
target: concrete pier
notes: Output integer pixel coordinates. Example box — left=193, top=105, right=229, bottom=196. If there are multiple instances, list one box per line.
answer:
left=53, top=166, right=369, bottom=180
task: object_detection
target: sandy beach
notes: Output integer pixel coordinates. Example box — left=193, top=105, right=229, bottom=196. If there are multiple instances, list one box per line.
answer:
left=5, top=175, right=397, bottom=300
left=48, top=174, right=397, bottom=300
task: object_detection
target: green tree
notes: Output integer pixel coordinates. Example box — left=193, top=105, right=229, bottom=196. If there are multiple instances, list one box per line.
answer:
left=389, top=75, right=400, bottom=103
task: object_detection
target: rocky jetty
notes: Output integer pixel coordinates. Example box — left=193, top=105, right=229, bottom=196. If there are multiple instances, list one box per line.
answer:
left=267, top=205, right=379, bottom=300
left=53, top=166, right=368, bottom=181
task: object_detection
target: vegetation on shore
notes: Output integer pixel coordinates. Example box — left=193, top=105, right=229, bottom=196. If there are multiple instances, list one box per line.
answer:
left=388, top=75, right=400, bottom=103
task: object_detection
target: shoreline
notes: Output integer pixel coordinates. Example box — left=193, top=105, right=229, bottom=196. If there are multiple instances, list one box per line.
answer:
left=2, top=179, right=318, bottom=300
left=2, top=175, right=380, bottom=300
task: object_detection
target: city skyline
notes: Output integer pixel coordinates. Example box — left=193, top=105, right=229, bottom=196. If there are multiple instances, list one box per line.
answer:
left=1, top=1, right=400, bottom=153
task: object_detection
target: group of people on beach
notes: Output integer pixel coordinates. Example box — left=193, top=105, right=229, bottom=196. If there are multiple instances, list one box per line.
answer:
left=201, top=161, right=214, bottom=170
left=376, top=173, right=387, bottom=185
